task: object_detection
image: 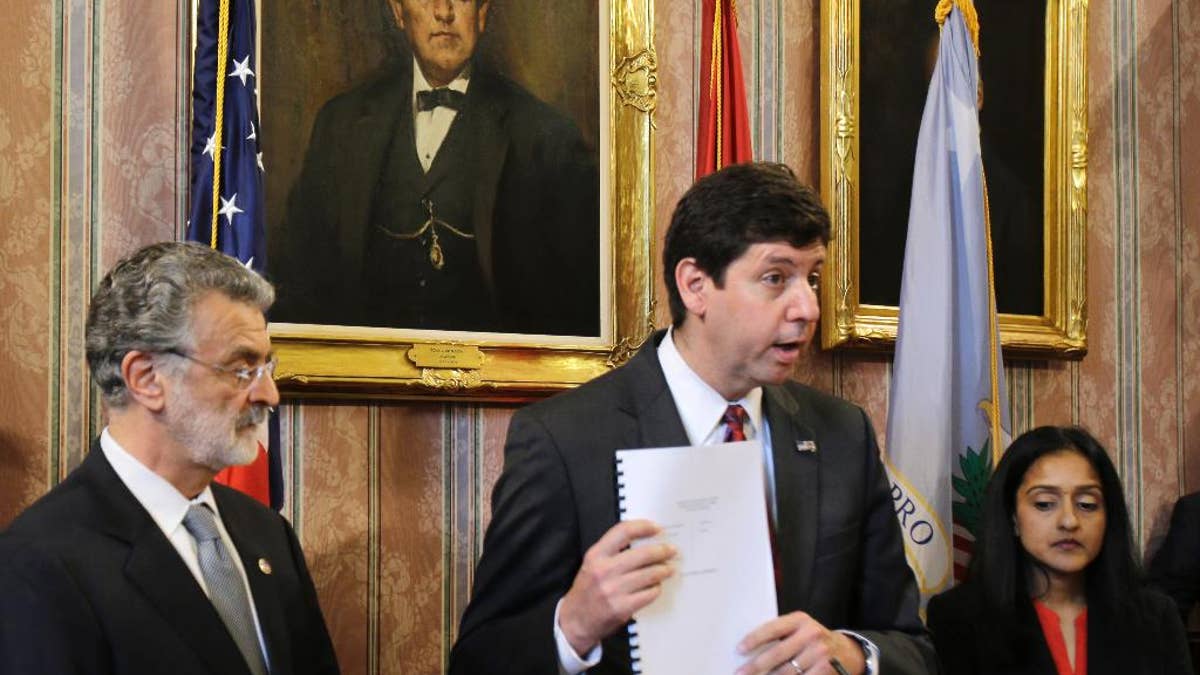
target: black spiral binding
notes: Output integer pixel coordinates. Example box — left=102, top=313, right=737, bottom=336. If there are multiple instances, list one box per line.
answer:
left=615, top=455, right=643, bottom=672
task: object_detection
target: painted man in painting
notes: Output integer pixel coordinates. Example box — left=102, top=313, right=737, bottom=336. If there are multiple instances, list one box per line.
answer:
left=272, top=0, right=600, bottom=335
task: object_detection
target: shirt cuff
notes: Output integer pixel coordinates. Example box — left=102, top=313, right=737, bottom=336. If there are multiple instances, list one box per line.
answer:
left=554, top=598, right=603, bottom=675
left=837, top=630, right=880, bottom=675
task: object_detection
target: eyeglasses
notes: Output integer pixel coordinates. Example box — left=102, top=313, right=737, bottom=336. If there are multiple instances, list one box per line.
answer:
left=165, top=349, right=278, bottom=389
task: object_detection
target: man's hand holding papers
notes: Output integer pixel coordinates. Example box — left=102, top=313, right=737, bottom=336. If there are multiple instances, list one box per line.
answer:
left=559, top=519, right=678, bottom=656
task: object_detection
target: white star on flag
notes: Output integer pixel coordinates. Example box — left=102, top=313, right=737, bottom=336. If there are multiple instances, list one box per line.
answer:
left=247, top=122, right=257, bottom=141
left=229, top=56, right=255, bottom=87
left=256, top=152, right=265, bottom=172
left=202, top=133, right=220, bottom=158
left=218, top=193, right=244, bottom=225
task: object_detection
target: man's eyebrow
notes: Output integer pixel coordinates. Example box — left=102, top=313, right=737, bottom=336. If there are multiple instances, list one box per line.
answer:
left=764, top=256, right=799, bottom=266
left=222, top=345, right=269, bottom=364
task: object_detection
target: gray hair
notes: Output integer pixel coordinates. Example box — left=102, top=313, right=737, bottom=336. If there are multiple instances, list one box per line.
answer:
left=86, top=241, right=275, bottom=408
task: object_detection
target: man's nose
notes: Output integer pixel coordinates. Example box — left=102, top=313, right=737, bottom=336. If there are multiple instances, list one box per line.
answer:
left=432, top=0, right=455, bottom=21
left=248, top=370, right=280, bottom=407
left=785, top=282, right=820, bottom=323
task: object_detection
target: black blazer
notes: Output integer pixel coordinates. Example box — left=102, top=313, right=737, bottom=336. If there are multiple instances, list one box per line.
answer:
left=1148, top=490, right=1200, bottom=624
left=449, top=331, right=936, bottom=674
left=272, top=58, right=600, bottom=335
left=926, top=581, right=1191, bottom=675
left=0, top=443, right=339, bottom=675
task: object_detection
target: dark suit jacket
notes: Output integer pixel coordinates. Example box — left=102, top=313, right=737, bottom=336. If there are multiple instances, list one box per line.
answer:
left=449, top=332, right=936, bottom=674
left=272, top=59, right=600, bottom=335
left=1148, top=490, right=1200, bottom=624
left=926, top=581, right=1191, bottom=675
left=0, top=443, right=339, bottom=675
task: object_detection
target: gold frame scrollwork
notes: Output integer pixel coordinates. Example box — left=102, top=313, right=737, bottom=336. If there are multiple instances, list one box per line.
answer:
left=818, top=0, right=1088, bottom=359
left=261, top=0, right=657, bottom=399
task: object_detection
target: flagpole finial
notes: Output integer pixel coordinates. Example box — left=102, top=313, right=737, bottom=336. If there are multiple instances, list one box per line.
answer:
left=934, top=0, right=981, bottom=56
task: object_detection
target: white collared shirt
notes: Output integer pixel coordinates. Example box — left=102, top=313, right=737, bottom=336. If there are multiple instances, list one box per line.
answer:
left=100, top=428, right=270, bottom=666
left=410, top=57, right=470, bottom=172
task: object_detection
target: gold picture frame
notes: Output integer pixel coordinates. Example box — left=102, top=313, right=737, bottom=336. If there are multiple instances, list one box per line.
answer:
left=239, top=0, right=658, bottom=399
left=818, top=0, right=1087, bottom=359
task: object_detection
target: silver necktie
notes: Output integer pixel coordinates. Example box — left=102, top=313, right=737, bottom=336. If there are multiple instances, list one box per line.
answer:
left=182, top=504, right=268, bottom=675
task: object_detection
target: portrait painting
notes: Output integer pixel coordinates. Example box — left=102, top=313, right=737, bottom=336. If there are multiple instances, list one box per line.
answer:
left=858, top=0, right=1045, bottom=316
left=261, top=0, right=603, bottom=338
left=819, top=0, right=1087, bottom=357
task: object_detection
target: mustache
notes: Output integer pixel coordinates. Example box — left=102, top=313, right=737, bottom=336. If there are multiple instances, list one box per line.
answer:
left=236, top=404, right=271, bottom=429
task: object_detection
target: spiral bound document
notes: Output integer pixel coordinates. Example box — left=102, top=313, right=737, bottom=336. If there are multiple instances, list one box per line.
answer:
left=615, top=441, right=778, bottom=674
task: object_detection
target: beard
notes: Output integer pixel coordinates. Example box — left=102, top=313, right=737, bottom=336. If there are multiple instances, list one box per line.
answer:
left=165, top=385, right=269, bottom=472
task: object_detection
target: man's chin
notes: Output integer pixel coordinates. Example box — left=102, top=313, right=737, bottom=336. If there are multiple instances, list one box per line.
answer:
left=202, top=439, right=261, bottom=473
left=230, top=429, right=263, bottom=464
left=423, top=55, right=468, bottom=80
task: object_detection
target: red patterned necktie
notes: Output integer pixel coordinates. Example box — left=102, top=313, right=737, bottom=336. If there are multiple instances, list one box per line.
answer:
left=722, top=404, right=749, bottom=442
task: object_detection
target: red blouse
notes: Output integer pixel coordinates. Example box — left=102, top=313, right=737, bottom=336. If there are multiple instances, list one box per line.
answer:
left=1033, top=600, right=1088, bottom=675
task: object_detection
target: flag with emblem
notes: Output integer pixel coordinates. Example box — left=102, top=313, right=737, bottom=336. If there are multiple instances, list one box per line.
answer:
left=188, top=0, right=283, bottom=510
left=696, top=0, right=753, bottom=177
left=883, top=0, right=1010, bottom=608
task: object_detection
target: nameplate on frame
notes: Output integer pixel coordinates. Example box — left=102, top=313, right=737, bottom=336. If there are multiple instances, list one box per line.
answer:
left=407, top=344, right=485, bottom=370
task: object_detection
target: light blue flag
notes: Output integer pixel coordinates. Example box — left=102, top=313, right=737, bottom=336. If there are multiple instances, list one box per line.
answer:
left=883, top=3, right=1010, bottom=607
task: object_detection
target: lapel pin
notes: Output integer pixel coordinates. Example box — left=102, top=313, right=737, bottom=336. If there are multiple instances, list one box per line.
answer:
left=795, top=440, right=817, bottom=454
left=258, top=558, right=273, bottom=575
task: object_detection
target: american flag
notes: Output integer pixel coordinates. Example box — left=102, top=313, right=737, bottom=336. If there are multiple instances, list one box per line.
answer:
left=187, top=0, right=283, bottom=510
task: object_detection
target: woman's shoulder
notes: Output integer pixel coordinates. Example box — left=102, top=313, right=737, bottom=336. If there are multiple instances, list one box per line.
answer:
left=928, top=580, right=987, bottom=619
left=1097, top=584, right=1182, bottom=620
left=1121, top=585, right=1187, bottom=626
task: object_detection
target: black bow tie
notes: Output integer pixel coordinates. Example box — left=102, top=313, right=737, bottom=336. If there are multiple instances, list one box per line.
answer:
left=417, top=88, right=466, bottom=112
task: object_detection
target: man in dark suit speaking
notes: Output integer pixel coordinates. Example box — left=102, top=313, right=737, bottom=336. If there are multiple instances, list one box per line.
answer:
left=0, top=242, right=339, bottom=675
left=450, top=163, right=936, bottom=674
left=271, top=0, right=600, bottom=335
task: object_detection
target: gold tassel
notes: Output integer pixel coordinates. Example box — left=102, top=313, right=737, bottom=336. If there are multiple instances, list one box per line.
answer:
left=934, top=0, right=981, bottom=56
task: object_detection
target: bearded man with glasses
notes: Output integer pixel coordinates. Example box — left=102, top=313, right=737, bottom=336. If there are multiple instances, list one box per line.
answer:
left=0, top=241, right=340, bottom=675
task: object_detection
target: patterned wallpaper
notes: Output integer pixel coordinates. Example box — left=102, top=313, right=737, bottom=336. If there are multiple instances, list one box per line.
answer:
left=0, top=0, right=53, bottom=526
left=0, top=0, right=1196, bottom=673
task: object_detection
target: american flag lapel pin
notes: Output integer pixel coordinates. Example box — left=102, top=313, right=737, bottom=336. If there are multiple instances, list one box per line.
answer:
left=795, top=440, right=817, bottom=454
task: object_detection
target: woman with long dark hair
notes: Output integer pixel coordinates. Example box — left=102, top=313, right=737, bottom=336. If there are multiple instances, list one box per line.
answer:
left=926, top=426, right=1190, bottom=674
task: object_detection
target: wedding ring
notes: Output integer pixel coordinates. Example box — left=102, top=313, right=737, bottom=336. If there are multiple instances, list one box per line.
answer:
left=788, top=657, right=804, bottom=674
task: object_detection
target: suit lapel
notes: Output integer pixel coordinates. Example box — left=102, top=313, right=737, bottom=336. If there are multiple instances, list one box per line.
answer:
left=218, top=492, right=292, bottom=675
left=763, top=385, right=820, bottom=613
left=464, top=69, right=511, bottom=303
left=81, top=448, right=252, bottom=675
left=619, top=333, right=690, bottom=450
left=1085, top=603, right=1130, bottom=675
left=124, top=534, right=253, bottom=675
left=339, top=68, right=412, bottom=279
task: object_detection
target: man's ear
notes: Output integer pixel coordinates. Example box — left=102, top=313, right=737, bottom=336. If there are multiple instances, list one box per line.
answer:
left=121, top=350, right=169, bottom=413
left=388, top=0, right=406, bottom=31
left=477, top=0, right=490, bottom=32
left=674, top=257, right=711, bottom=320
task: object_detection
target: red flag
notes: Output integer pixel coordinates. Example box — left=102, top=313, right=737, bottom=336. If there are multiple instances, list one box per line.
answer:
left=696, top=0, right=753, bottom=177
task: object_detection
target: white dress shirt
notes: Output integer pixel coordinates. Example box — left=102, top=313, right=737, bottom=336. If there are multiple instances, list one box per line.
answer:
left=99, top=428, right=270, bottom=667
left=410, top=57, right=470, bottom=173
